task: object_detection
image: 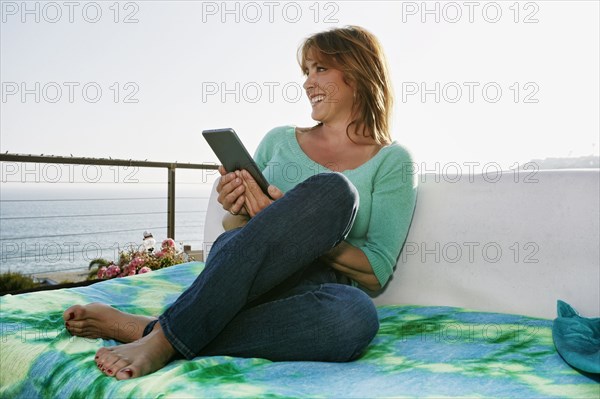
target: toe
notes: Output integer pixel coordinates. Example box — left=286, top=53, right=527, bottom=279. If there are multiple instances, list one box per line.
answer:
left=103, top=356, right=124, bottom=376
left=111, top=357, right=135, bottom=379
left=115, top=367, right=134, bottom=380
left=67, top=320, right=100, bottom=336
left=63, top=305, right=80, bottom=322
left=97, top=348, right=131, bottom=376
left=69, top=319, right=83, bottom=328
left=95, top=347, right=112, bottom=368
left=66, top=319, right=83, bottom=332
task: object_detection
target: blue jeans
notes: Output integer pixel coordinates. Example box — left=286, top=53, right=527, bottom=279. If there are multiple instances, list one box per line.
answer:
left=143, top=173, right=380, bottom=362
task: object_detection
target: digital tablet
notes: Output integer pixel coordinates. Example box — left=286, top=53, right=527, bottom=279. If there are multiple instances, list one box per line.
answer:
left=202, top=128, right=272, bottom=199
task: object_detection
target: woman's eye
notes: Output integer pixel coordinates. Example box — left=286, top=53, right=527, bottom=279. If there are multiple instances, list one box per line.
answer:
left=303, top=66, right=326, bottom=75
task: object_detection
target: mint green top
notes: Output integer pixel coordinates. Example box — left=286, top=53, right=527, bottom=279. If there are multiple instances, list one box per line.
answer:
left=253, top=125, right=418, bottom=288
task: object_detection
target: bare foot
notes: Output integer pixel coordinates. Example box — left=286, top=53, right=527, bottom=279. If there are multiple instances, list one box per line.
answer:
left=95, top=323, right=176, bottom=379
left=63, top=303, right=156, bottom=343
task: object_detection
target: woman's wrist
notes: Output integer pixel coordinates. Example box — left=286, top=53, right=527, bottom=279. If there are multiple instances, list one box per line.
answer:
left=322, top=241, right=349, bottom=262
left=222, top=213, right=250, bottom=231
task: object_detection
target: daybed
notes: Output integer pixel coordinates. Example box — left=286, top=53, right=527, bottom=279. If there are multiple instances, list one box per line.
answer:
left=1, top=169, right=598, bottom=398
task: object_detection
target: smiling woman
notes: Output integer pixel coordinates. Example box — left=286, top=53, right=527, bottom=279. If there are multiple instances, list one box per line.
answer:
left=61, top=25, right=418, bottom=380
left=298, top=26, right=394, bottom=147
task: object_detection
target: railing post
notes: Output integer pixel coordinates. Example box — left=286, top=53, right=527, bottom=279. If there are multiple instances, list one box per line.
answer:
left=167, top=166, right=176, bottom=240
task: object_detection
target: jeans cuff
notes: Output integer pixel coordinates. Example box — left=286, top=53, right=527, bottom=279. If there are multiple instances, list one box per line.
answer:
left=158, top=315, right=196, bottom=360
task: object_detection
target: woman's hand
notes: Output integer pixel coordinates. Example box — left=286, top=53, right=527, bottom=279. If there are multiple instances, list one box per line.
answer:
left=239, top=169, right=284, bottom=217
left=216, top=166, right=248, bottom=216
left=321, top=242, right=381, bottom=291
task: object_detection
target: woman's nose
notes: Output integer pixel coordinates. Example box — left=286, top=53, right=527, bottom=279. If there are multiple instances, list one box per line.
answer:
left=303, top=73, right=315, bottom=91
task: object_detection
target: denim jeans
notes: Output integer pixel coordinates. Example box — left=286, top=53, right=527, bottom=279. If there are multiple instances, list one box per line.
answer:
left=143, top=173, right=380, bottom=362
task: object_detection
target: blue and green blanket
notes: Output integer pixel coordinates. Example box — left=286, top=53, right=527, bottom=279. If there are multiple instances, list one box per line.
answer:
left=1, top=262, right=598, bottom=398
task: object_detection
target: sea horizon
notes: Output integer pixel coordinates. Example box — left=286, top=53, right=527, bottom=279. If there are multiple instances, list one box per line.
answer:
left=0, top=182, right=215, bottom=276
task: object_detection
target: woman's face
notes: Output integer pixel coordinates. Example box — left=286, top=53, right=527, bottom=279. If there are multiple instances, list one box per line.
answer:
left=303, top=54, right=355, bottom=125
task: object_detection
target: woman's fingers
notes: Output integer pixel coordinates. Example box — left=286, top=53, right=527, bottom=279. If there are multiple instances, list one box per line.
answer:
left=229, top=192, right=246, bottom=215
left=243, top=182, right=261, bottom=217
left=216, top=167, right=231, bottom=194
left=217, top=170, right=245, bottom=211
left=267, top=185, right=284, bottom=200
left=240, top=170, right=278, bottom=217
left=216, top=166, right=228, bottom=194
left=217, top=167, right=278, bottom=217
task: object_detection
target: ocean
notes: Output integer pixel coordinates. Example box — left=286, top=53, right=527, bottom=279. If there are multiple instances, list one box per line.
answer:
left=0, top=179, right=215, bottom=276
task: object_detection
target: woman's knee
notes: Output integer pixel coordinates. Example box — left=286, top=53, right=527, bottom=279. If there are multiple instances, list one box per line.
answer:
left=303, top=173, right=358, bottom=211
left=298, top=173, right=359, bottom=239
left=324, top=172, right=358, bottom=202
left=321, top=285, right=380, bottom=361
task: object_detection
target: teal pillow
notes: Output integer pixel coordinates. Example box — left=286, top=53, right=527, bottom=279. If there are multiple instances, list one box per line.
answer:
left=552, top=300, right=600, bottom=374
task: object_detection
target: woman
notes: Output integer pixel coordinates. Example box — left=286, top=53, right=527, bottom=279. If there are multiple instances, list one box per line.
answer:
left=63, top=25, right=417, bottom=380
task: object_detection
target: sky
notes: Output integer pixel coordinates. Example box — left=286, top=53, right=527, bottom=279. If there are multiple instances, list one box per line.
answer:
left=1, top=0, right=599, bottom=181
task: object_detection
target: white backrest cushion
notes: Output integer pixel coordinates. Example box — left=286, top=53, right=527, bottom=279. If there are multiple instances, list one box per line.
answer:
left=202, top=179, right=226, bottom=262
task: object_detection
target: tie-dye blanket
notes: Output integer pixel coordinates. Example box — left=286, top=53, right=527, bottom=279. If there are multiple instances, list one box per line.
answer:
left=1, top=262, right=598, bottom=398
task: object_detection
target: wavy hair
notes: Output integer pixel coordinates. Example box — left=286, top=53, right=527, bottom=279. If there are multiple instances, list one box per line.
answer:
left=298, top=26, right=393, bottom=145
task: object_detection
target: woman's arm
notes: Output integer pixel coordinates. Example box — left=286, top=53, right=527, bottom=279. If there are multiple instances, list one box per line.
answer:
left=324, top=149, right=418, bottom=291
left=321, top=242, right=381, bottom=291
left=222, top=213, right=250, bottom=231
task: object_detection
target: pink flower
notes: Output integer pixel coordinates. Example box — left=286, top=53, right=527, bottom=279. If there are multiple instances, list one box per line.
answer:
left=155, top=250, right=165, bottom=258
left=97, top=266, right=107, bottom=279
left=127, top=267, right=136, bottom=276
left=138, top=266, right=151, bottom=274
left=162, top=239, right=175, bottom=249
left=129, top=256, right=145, bottom=269
left=105, top=264, right=121, bottom=278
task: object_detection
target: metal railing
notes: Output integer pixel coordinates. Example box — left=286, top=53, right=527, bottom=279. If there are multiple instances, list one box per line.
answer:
left=0, top=153, right=218, bottom=240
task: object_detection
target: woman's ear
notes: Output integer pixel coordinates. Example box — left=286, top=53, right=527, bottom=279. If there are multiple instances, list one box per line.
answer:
left=344, top=77, right=357, bottom=101
left=343, top=74, right=357, bottom=94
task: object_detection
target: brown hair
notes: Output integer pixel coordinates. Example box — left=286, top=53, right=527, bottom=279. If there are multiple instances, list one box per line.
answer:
left=298, top=26, right=393, bottom=145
